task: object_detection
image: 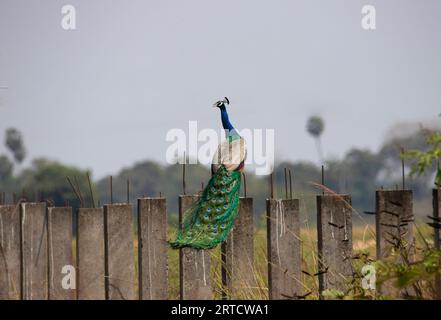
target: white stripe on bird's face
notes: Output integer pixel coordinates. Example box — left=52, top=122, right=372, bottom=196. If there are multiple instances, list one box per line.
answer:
left=212, top=101, right=223, bottom=108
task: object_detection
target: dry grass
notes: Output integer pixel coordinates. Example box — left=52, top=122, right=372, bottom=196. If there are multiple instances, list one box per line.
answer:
left=161, top=224, right=379, bottom=300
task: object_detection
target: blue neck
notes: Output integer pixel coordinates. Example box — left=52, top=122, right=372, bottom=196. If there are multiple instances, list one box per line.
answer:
left=220, top=106, right=235, bottom=131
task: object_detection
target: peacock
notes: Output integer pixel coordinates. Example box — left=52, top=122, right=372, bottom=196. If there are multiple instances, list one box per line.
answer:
left=170, top=97, right=246, bottom=249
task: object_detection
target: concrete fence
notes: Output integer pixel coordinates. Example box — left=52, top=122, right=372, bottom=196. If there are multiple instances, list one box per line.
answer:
left=0, top=188, right=438, bottom=300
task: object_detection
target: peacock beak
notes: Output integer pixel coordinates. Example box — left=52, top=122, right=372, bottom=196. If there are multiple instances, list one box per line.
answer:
left=213, top=101, right=223, bottom=108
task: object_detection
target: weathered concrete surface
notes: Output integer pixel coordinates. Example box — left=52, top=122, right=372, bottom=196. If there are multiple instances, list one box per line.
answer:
left=138, top=198, right=168, bottom=300
left=179, top=195, right=212, bottom=300
left=376, top=190, right=414, bottom=259
left=317, top=195, right=353, bottom=296
left=222, top=197, right=255, bottom=299
left=376, top=190, right=414, bottom=297
left=433, top=189, right=441, bottom=300
left=21, top=202, right=48, bottom=300
left=76, top=208, right=105, bottom=300
left=47, top=207, right=75, bottom=300
left=104, top=203, right=136, bottom=300
left=267, top=199, right=301, bottom=300
left=0, top=205, right=21, bottom=299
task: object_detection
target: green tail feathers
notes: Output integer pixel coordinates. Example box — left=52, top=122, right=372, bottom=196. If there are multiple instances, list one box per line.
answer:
left=170, top=165, right=241, bottom=250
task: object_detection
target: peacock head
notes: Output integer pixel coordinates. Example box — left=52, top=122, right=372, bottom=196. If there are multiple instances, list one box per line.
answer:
left=213, top=97, right=230, bottom=109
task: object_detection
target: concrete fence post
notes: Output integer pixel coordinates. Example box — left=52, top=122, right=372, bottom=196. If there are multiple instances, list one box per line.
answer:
left=47, top=206, right=75, bottom=300
left=104, top=203, right=136, bottom=300
left=0, top=204, right=21, bottom=299
left=138, top=197, right=168, bottom=300
left=376, top=190, right=414, bottom=297
left=433, top=188, right=441, bottom=300
left=317, top=194, right=353, bottom=297
left=179, top=195, right=212, bottom=300
left=267, top=199, right=302, bottom=300
left=76, top=207, right=105, bottom=300
left=21, top=202, right=48, bottom=300
left=221, top=197, right=255, bottom=299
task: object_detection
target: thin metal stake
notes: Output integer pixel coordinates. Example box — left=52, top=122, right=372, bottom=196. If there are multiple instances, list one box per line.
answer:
left=127, top=179, right=130, bottom=204
left=289, top=169, right=293, bottom=199
left=110, top=176, right=113, bottom=204
left=270, top=172, right=274, bottom=199
left=321, top=165, right=325, bottom=195
left=87, top=171, right=95, bottom=208
left=401, top=147, right=406, bottom=190
left=74, top=176, right=84, bottom=207
left=284, top=168, right=288, bottom=200
left=67, top=177, right=82, bottom=206
left=183, top=152, right=186, bottom=195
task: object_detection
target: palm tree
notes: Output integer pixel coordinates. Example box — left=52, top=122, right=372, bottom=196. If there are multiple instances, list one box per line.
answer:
left=5, top=128, right=26, bottom=164
left=306, top=116, right=325, bottom=164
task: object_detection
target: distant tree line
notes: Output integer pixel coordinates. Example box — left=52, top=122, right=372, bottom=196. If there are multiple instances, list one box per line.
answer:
left=0, top=121, right=439, bottom=225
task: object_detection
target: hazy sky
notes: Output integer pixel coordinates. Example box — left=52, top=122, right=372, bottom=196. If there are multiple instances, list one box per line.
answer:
left=0, top=0, right=440, bottom=178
